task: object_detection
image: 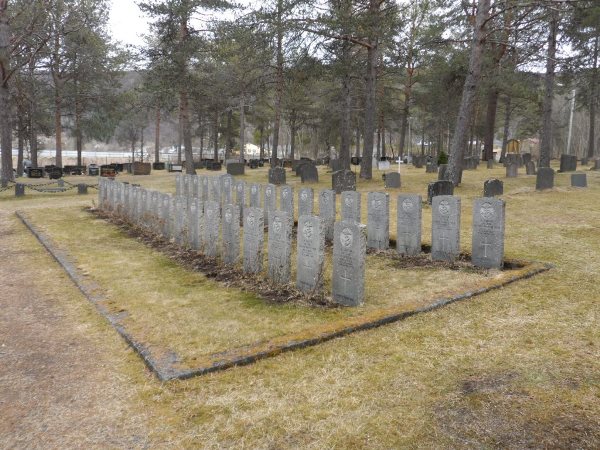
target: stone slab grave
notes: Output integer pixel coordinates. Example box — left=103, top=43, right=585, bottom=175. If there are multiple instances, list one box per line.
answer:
left=221, top=204, right=240, bottom=265
left=268, top=167, right=286, bottom=185
left=384, top=172, right=401, bottom=188
left=15, top=183, right=25, bottom=197
left=280, top=185, right=294, bottom=219
left=506, top=163, right=518, bottom=178
left=300, top=164, right=319, bottom=183
left=427, top=180, right=454, bottom=204
left=220, top=174, right=234, bottom=205
left=296, top=215, right=326, bottom=293
left=437, top=164, right=448, bottom=181
left=210, top=176, right=221, bottom=203
left=426, top=163, right=437, bottom=173
left=200, top=176, right=209, bottom=201
left=396, top=194, right=422, bottom=256
left=268, top=210, right=293, bottom=284
left=522, top=153, right=532, bottom=165
left=341, top=191, right=361, bottom=223
left=377, top=160, right=391, bottom=170
left=249, top=183, right=261, bottom=207
left=319, top=189, right=336, bottom=241
left=571, top=173, right=587, bottom=187
left=483, top=179, right=503, bottom=197
left=486, top=159, right=494, bottom=169
left=472, top=197, right=505, bottom=269
left=189, top=199, right=202, bottom=251
left=227, top=162, right=245, bottom=176
left=526, top=161, right=536, bottom=175
left=593, top=159, right=600, bottom=171
left=235, top=180, right=245, bottom=211
left=581, top=157, right=588, bottom=166
left=332, top=169, right=356, bottom=194
left=243, top=207, right=265, bottom=274
left=367, top=192, right=389, bottom=250
left=332, top=220, right=366, bottom=306
left=263, top=183, right=277, bottom=225
left=192, top=175, right=199, bottom=198
left=536, top=167, right=554, bottom=190
left=298, top=188, right=314, bottom=217
left=431, top=195, right=461, bottom=262
left=559, top=154, right=577, bottom=172
left=203, top=200, right=221, bottom=258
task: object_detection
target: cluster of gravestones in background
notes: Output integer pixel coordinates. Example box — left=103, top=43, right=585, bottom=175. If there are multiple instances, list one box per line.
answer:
left=98, top=173, right=505, bottom=307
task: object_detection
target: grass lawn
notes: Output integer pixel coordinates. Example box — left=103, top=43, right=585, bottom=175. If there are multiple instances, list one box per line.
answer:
left=1, top=162, right=599, bottom=447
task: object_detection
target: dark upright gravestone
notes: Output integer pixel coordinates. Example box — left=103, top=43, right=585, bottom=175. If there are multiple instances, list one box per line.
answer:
left=300, top=164, right=319, bottom=183
left=332, top=169, right=356, bottom=194
left=28, top=168, right=44, bottom=178
left=153, top=162, right=165, bottom=170
left=427, top=180, right=454, bottom=204
left=593, top=159, right=600, bottom=171
left=77, top=184, right=88, bottom=195
left=559, top=154, right=577, bottom=172
left=486, top=159, right=494, bottom=169
left=227, top=162, right=245, bottom=176
left=384, top=172, right=401, bottom=188
left=426, top=162, right=437, bottom=173
left=472, top=197, right=505, bottom=269
left=15, top=183, right=25, bottom=197
left=88, top=166, right=99, bottom=176
left=525, top=161, right=536, bottom=175
left=483, top=179, right=503, bottom=197
left=268, top=167, right=286, bottom=185
left=506, top=163, right=518, bottom=178
left=438, top=164, right=448, bottom=181
left=581, top=157, right=588, bottom=166
left=571, top=173, right=587, bottom=187
left=536, top=167, right=554, bottom=190
left=522, top=153, right=532, bottom=165
left=330, top=159, right=343, bottom=172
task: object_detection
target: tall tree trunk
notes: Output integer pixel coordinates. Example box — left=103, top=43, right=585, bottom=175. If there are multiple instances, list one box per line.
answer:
left=75, top=86, right=83, bottom=166
left=180, top=91, right=194, bottom=174
left=446, top=0, right=491, bottom=185
left=225, top=108, right=233, bottom=160
left=271, top=0, right=284, bottom=167
left=28, top=59, right=38, bottom=168
left=289, top=111, right=297, bottom=161
left=239, top=96, right=245, bottom=160
left=154, top=106, right=160, bottom=163
left=0, top=0, right=12, bottom=184
left=54, top=87, right=63, bottom=168
left=421, top=127, right=425, bottom=156
left=340, top=69, right=351, bottom=169
left=17, top=113, right=24, bottom=177
left=259, top=125, right=264, bottom=160
left=539, top=9, right=558, bottom=168
left=483, top=88, right=499, bottom=160
left=355, top=127, right=360, bottom=158
left=140, top=126, right=144, bottom=162
left=588, top=33, right=598, bottom=159
left=360, top=37, right=378, bottom=179
left=213, top=108, right=219, bottom=161
left=381, top=123, right=386, bottom=158
left=399, top=71, right=413, bottom=156
left=500, top=95, right=511, bottom=162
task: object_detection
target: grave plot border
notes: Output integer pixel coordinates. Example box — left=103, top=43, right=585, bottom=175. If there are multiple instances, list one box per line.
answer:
left=16, top=210, right=552, bottom=382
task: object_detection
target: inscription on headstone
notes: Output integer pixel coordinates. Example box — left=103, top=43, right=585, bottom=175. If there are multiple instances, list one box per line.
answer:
left=472, top=197, right=505, bottom=269
left=319, top=189, right=336, bottom=241
left=221, top=204, right=240, bottom=265
left=249, top=183, right=261, bottom=207
left=267, top=211, right=293, bottom=284
left=243, top=207, right=265, bottom=274
left=280, top=185, right=294, bottom=219
left=203, top=201, right=221, bottom=258
left=296, top=215, right=326, bottom=293
left=332, top=221, right=366, bottom=306
left=431, top=195, right=461, bottom=262
left=341, top=191, right=361, bottom=223
left=220, top=174, right=234, bottom=205
left=396, top=194, right=422, bottom=256
left=367, top=192, right=389, bottom=250
left=298, top=188, right=314, bottom=217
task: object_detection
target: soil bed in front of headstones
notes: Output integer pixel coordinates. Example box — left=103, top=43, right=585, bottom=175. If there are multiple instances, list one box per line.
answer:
left=20, top=206, right=548, bottom=376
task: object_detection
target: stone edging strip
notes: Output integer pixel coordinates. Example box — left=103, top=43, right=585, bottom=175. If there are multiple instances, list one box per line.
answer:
left=16, top=210, right=553, bottom=382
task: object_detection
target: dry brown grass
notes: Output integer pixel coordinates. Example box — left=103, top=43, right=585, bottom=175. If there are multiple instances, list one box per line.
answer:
left=1, top=163, right=599, bottom=448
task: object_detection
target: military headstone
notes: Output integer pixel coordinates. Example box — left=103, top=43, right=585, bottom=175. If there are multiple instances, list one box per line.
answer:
left=268, top=211, right=293, bottom=284
left=396, top=194, right=422, bottom=256
left=296, top=215, right=326, bottom=293
left=341, top=191, right=361, bottom=223
left=319, top=189, right=336, bottom=241
left=243, top=207, right=265, bottom=274
left=332, top=169, right=356, bottom=194
left=210, top=176, right=221, bottom=203
left=298, top=187, right=314, bottom=217
left=571, top=173, right=587, bottom=187
left=203, top=200, right=221, bottom=258
left=221, top=204, right=240, bottom=265
left=220, top=174, right=234, bottom=205
left=384, top=172, right=401, bottom=188
left=472, top=197, right=505, bottom=269
left=200, top=176, right=209, bottom=201
left=431, top=195, right=461, bottom=262
left=264, top=183, right=276, bottom=225
left=249, top=183, right=261, bottom=207
left=367, top=192, right=389, bottom=250
left=483, top=179, right=503, bottom=197
left=332, top=221, right=366, bottom=306
left=536, top=167, right=554, bottom=190
left=280, top=185, right=294, bottom=219
left=427, top=180, right=454, bottom=204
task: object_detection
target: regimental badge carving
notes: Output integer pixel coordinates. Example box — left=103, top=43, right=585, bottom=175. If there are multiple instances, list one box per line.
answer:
left=438, top=200, right=451, bottom=216
left=247, top=213, right=255, bottom=227
left=402, top=198, right=414, bottom=212
left=302, top=220, right=313, bottom=239
left=480, top=202, right=495, bottom=220
left=340, top=228, right=353, bottom=248
left=224, top=209, right=232, bottom=223
left=273, top=217, right=282, bottom=233
left=301, top=191, right=308, bottom=201
left=344, top=196, right=353, bottom=208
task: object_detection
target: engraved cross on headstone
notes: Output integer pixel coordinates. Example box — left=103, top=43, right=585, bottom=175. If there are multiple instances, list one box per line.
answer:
left=340, top=268, right=352, bottom=293
left=481, top=236, right=492, bottom=258
left=439, top=230, right=449, bottom=252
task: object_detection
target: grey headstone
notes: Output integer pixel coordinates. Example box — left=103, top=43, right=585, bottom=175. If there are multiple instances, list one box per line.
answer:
left=396, top=194, right=422, bottom=256
left=377, top=160, right=390, bottom=170
left=298, top=188, right=314, bottom=217
left=341, top=191, right=361, bottom=223
left=264, top=183, right=276, bottom=225
left=525, top=161, right=536, bottom=175
left=189, top=199, right=202, bottom=250
left=438, top=164, right=448, bottom=181
left=506, top=163, right=518, bottom=178
left=593, top=159, right=600, bottom=171
left=15, top=183, right=25, bottom=197
left=173, top=196, right=186, bottom=245
left=235, top=180, right=245, bottom=220
left=268, top=167, right=286, bottom=185
left=221, top=204, right=240, bottom=265
left=367, top=192, right=389, bottom=250
left=296, top=215, right=326, bottom=293
left=161, top=194, right=171, bottom=238
left=426, top=162, right=438, bottom=173
left=472, top=197, right=505, bottom=269
left=486, top=159, right=494, bottom=169
left=536, top=167, right=554, bottom=190
left=243, top=207, right=265, bottom=274
left=332, top=169, right=356, bottom=194
left=571, top=173, right=587, bottom=187
left=280, top=185, right=294, bottom=219
left=203, top=200, right=220, bottom=258
left=581, top=157, right=588, bottom=166
left=332, top=220, right=366, bottom=306
left=267, top=210, right=293, bottom=284
left=191, top=175, right=199, bottom=198
left=483, top=179, right=503, bottom=197
left=300, top=164, right=319, bottom=183
left=210, top=176, right=221, bottom=203
left=249, top=183, right=261, bottom=207
left=330, top=159, right=343, bottom=172
left=200, top=176, right=209, bottom=201
left=431, top=195, right=461, bottom=262
left=220, top=174, right=234, bottom=205
left=427, top=180, right=454, bottom=204
left=384, top=172, right=401, bottom=188
left=77, top=184, right=88, bottom=195
left=227, top=162, right=245, bottom=176
left=319, top=189, right=336, bottom=241
left=175, top=174, right=183, bottom=196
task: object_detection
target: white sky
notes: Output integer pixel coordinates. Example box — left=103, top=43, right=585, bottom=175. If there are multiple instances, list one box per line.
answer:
left=108, top=0, right=150, bottom=47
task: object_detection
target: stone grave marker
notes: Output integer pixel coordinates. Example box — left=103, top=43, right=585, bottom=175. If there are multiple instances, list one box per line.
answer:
left=571, top=173, right=587, bottom=187
left=522, top=153, right=532, bottom=165
left=243, top=207, right=265, bottom=274
left=483, top=179, right=503, bottom=197
left=377, top=160, right=390, bottom=170
left=332, top=169, right=356, bottom=194
left=15, top=183, right=25, bottom=197
left=268, top=167, right=286, bottom=185
left=227, top=162, right=245, bottom=176
left=203, top=200, right=221, bottom=258
left=332, top=220, right=366, bottom=306
left=426, top=162, right=438, bottom=173
left=593, top=159, right=600, bottom=171
left=506, top=163, right=518, bottom=178
left=385, top=172, right=401, bottom=188
left=319, top=189, right=336, bottom=241
left=486, top=159, right=494, bottom=169
left=427, top=180, right=454, bottom=204
left=221, top=174, right=234, bottom=205
left=438, top=164, right=448, bottom=181
left=298, top=187, right=314, bottom=217
left=296, top=215, right=326, bottom=293
left=367, top=192, right=389, bottom=250
left=189, top=199, right=202, bottom=250
left=249, top=183, right=261, bottom=207
left=192, top=176, right=199, bottom=198
left=536, top=167, right=554, bottom=190
left=559, top=154, right=577, bottom=172
left=264, top=183, right=276, bottom=225
left=280, top=185, right=294, bottom=219
left=175, top=174, right=183, bottom=196
left=235, top=180, right=245, bottom=220
left=341, top=191, right=361, bottom=222
left=77, top=184, right=88, bottom=195
left=210, top=176, right=221, bottom=203
left=161, top=194, right=171, bottom=237
left=201, top=176, right=209, bottom=201
left=221, top=204, right=241, bottom=265
left=300, top=164, right=319, bottom=183
left=396, top=194, right=422, bottom=256
left=268, top=211, right=293, bottom=284
left=472, top=197, right=505, bottom=269
left=525, top=161, right=536, bottom=175
left=431, top=195, right=461, bottom=262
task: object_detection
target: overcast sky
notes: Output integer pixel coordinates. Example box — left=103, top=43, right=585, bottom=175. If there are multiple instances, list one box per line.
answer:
left=108, top=0, right=150, bottom=47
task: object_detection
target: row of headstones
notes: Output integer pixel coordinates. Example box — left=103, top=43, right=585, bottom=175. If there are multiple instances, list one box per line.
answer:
left=98, top=178, right=505, bottom=306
